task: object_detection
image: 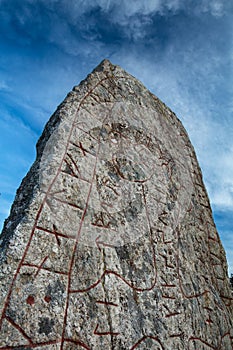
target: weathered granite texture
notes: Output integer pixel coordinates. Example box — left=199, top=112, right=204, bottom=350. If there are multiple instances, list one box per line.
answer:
left=0, top=59, right=232, bottom=349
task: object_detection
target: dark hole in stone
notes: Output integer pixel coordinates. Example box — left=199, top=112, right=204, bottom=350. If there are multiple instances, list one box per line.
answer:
left=38, top=317, right=55, bottom=335
left=116, top=246, right=130, bottom=260
left=5, top=307, right=16, bottom=320
left=45, top=278, right=65, bottom=305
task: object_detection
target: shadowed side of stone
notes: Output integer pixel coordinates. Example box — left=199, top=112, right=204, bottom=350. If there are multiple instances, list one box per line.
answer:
left=0, top=59, right=232, bottom=349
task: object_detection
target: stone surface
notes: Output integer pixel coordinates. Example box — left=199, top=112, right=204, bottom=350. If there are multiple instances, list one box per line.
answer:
left=0, top=59, right=232, bottom=349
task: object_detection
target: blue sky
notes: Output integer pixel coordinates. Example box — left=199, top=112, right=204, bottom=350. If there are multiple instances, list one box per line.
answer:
left=0, top=0, right=232, bottom=274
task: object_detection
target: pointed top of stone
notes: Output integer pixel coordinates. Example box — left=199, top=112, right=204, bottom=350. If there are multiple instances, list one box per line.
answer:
left=72, top=58, right=164, bottom=116
left=0, top=60, right=232, bottom=349
left=92, top=58, right=114, bottom=72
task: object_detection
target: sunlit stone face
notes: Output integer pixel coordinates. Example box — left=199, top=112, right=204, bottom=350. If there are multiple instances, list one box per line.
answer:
left=40, top=102, right=193, bottom=249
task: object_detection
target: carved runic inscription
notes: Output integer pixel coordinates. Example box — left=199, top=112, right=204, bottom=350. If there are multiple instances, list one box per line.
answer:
left=0, top=60, right=232, bottom=349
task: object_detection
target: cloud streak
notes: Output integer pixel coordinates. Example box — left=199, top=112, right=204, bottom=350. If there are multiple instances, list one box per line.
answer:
left=1, top=0, right=231, bottom=47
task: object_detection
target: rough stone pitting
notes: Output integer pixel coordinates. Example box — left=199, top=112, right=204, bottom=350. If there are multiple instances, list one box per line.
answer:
left=0, top=60, right=232, bottom=349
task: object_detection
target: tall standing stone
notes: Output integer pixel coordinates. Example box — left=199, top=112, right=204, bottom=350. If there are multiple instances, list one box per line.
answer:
left=0, top=59, right=232, bottom=349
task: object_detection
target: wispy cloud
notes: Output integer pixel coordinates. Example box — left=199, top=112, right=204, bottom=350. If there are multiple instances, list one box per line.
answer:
left=1, top=0, right=231, bottom=48
left=207, top=148, right=233, bottom=210
left=55, top=0, right=230, bottom=19
left=214, top=210, right=233, bottom=274
left=198, top=0, right=228, bottom=17
left=0, top=80, right=9, bottom=91
left=0, top=197, right=12, bottom=228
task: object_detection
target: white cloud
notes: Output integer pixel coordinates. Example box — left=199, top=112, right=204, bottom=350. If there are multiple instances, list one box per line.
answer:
left=62, top=0, right=230, bottom=23
left=8, top=0, right=229, bottom=44
left=198, top=0, right=226, bottom=17
left=64, top=0, right=229, bottom=19
left=2, top=0, right=230, bottom=54
left=206, top=147, right=233, bottom=210
left=0, top=198, right=11, bottom=216
left=0, top=110, right=38, bottom=230
left=0, top=80, right=9, bottom=91
left=219, top=229, right=233, bottom=275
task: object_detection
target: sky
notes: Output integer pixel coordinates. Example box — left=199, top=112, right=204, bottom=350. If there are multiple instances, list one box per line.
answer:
left=0, top=0, right=232, bottom=274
